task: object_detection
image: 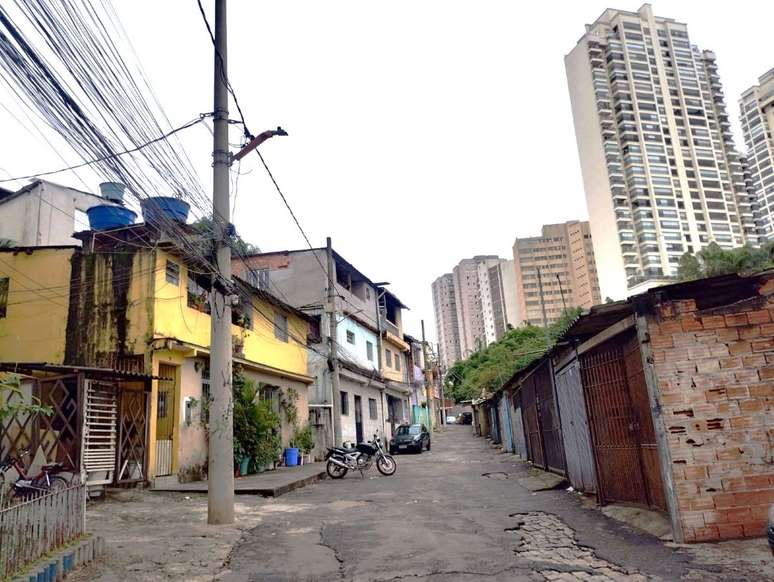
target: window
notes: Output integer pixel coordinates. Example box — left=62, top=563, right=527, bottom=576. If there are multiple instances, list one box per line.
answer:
left=368, top=398, right=377, bottom=420
left=165, top=260, right=180, bottom=285
left=340, top=391, right=349, bottom=415
left=365, top=287, right=371, bottom=301
left=346, top=330, right=355, bottom=345
left=395, top=354, right=401, bottom=371
left=201, top=365, right=211, bottom=424
left=157, top=391, right=168, bottom=419
left=247, top=268, right=270, bottom=290
left=0, top=277, right=7, bottom=318
left=366, top=341, right=374, bottom=362
left=274, top=312, right=288, bottom=342
left=385, top=349, right=392, bottom=367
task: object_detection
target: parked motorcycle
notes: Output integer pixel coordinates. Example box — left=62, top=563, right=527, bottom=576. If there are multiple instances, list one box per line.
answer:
left=325, top=433, right=397, bottom=479
left=0, top=449, right=69, bottom=498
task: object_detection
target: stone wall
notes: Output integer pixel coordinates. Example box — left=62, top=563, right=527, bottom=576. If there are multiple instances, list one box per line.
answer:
left=647, top=290, right=774, bottom=542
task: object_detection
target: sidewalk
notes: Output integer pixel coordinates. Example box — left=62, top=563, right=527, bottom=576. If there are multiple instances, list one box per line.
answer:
left=151, top=462, right=326, bottom=497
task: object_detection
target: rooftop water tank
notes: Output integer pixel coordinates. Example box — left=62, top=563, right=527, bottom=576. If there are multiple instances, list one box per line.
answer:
left=99, top=182, right=125, bottom=204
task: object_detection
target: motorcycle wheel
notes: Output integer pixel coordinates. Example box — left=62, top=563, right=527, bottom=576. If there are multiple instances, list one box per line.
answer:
left=376, top=454, right=396, bottom=476
left=326, top=460, right=348, bottom=479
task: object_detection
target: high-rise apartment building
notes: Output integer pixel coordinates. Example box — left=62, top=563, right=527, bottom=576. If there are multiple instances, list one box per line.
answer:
left=740, top=69, right=774, bottom=238
left=431, top=256, right=519, bottom=369
left=513, top=221, right=601, bottom=326
left=566, top=4, right=758, bottom=300
left=431, top=273, right=461, bottom=372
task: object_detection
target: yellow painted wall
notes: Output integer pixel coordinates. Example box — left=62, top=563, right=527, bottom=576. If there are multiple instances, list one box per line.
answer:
left=0, top=248, right=74, bottom=363
left=381, top=334, right=409, bottom=383
left=152, top=250, right=309, bottom=377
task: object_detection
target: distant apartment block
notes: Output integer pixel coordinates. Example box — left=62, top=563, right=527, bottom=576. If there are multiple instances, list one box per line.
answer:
left=513, top=221, right=601, bottom=326
left=740, top=68, right=774, bottom=238
left=431, top=273, right=461, bottom=372
left=432, top=256, right=519, bottom=369
left=566, top=4, right=758, bottom=300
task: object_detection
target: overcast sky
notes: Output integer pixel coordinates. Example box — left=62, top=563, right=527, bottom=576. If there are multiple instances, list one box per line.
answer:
left=2, top=1, right=773, bottom=344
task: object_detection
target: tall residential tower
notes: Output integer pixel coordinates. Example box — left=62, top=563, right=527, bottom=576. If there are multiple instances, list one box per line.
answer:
left=431, top=256, right=519, bottom=369
left=740, top=69, right=774, bottom=239
left=566, top=4, right=758, bottom=299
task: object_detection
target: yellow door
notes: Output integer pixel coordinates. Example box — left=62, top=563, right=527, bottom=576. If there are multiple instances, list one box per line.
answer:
left=154, top=364, right=177, bottom=476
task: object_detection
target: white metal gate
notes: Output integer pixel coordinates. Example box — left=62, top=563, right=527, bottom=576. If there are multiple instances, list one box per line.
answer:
left=81, top=380, right=118, bottom=485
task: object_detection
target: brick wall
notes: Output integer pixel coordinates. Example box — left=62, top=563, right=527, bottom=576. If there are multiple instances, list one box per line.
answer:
left=647, top=292, right=774, bottom=542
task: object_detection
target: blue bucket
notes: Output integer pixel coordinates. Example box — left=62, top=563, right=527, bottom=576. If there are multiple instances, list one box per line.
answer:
left=140, top=196, right=190, bottom=224
left=284, top=447, right=299, bottom=467
left=86, top=205, right=137, bottom=230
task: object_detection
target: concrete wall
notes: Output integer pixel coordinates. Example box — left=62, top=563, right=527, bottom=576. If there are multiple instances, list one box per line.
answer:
left=0, top=181, right=118, bottom=247
left=176, top=358, right=207, bottom=482
left=646, top=290, right=774, bottom=542
left=0, top=247, right=75, bottom=363
left=338, top=374, right=387, bottom=444
left=337, top=316, right=378, bottom=371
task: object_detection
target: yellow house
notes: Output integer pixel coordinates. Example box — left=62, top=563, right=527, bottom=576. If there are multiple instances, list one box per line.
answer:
left=0, top=226, right=313, bottom=487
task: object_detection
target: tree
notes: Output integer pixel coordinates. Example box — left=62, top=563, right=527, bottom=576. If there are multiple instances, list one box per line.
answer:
left=443, top=308, right=584, bottom=403
left=190, top=216, right=260, bottom=258
left=677, top=241, right=774, bottom=281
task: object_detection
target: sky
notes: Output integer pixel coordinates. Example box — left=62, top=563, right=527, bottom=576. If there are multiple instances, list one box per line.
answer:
left=1, top=1, right=774, bottom=344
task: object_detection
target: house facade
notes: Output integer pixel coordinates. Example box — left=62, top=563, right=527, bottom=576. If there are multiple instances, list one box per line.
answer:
left=0, top=224, right=312, bottom=488
left=233, top=245, right=412, bottom=450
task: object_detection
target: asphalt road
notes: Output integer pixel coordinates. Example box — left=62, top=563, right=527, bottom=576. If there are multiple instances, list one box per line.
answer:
left=220, top=426, right=766, bottom=582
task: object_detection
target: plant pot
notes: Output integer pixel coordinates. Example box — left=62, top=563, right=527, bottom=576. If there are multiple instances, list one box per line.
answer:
left=284, top=447, right=299, bottom=467
left=140, top=196, right=190, bottom=225
left=86, top=205, right=137, bottom=230
left=239, top=455, right=252, bottom=476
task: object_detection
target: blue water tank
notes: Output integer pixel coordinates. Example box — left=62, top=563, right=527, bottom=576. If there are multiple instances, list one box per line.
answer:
left=86, top=205, right=137, bottom=230
left=140, top=196, right=190, bottom=224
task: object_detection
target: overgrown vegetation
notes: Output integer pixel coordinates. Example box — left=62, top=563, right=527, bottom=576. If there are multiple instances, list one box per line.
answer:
left=0, top=373, right=52, bottom=420
left=444, top=308, right=582, bottom=403
left=232, top=370, right=281, bottom=470
left=190, top=216, right=260, bottom=257
left=677, top=241, right=774, bottom=281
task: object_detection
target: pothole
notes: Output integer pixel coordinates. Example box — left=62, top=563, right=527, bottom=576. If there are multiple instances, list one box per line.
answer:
left=481, top=472, right=509, bottom=479
left=506, top=511, right=649, bottom=581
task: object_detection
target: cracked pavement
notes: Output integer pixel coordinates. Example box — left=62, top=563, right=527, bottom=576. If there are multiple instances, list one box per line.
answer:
left=218, top=426, right=772, bottom=582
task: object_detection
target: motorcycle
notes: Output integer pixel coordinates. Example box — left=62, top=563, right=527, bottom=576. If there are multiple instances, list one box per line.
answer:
left=0, top=449, right=69, bottom=498
left=325, top=433, right=397, bottom=479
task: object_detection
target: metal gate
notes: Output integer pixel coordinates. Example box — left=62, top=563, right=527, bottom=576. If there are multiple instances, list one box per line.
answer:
left=534, top=361, right=565, bottom=474
left=555, top=360, right=597, bottom=493
left=500, top=393, right=514, bottom=452
left=580, top=332, right=665, bottom=509
left=510, top=392, right=528, bottom=458
left=154, top=364, right=177, bottom=477
left=81, top=380, right=118, bottom=485
left=521, top=372, right=545, bottom=467
left=117, top=388, right=149, bottom=483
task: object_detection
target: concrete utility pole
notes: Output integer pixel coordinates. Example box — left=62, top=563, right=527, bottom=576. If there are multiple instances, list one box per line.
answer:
left=536, top=266, right=551, bottom=347
left=326, top=237, right=343, bottom=446
left=208, top=0, right=234, bottom=525
left=421, top=319, right=434, bottom=431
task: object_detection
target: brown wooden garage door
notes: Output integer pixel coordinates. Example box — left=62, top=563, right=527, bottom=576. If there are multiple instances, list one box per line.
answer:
left=580, top=332, right=666, bottom=510
left=519, top=360, right=566, bottom=475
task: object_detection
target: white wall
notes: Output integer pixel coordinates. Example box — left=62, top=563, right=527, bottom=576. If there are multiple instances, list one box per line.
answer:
left=0, top=181, right=118, bottom=247
left=338, top=378, right=386, bottom=444
left=337, top=316, right=378, bottom=371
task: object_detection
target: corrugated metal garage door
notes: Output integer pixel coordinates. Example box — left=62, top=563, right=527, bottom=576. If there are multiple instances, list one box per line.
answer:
left=555, top=359, right=597, bottom=493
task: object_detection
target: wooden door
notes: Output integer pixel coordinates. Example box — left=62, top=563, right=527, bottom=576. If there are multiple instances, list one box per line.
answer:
left=521, top=375, right=545, bottom=467
left=535, top=362, right=565, bottom=475
left=155, top=364, right=177, bottom=476
left=117, top=388, right=148, bottom=484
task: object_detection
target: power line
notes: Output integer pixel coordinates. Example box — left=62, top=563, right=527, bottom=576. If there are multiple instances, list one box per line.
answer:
left=0, top=115, right=208, bottom=184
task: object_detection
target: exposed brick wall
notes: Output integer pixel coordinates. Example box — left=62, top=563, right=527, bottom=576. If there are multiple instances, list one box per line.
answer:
left=647, top=294, right=774, bottom=542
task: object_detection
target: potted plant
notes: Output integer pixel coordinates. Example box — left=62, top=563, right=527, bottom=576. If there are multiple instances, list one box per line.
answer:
left=232, top=371, right=259, bottom=476
left=281, top=388, right=301, bottom=466
left=293, top=424, right=314, bottom=465
left=255, top=400, right=281, bottom=472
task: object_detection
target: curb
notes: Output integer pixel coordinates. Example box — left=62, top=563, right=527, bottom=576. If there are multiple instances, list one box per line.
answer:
left=11, top=535, right=104, bottom=582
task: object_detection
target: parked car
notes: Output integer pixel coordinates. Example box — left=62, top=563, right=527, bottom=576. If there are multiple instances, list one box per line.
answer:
left=389, top=424, right=430, bottom=454
left=457, top=412, right=473, bottom=425
left=768, top=504, right=774, bottom=555
left=445, top=416, right=456, bottom=424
